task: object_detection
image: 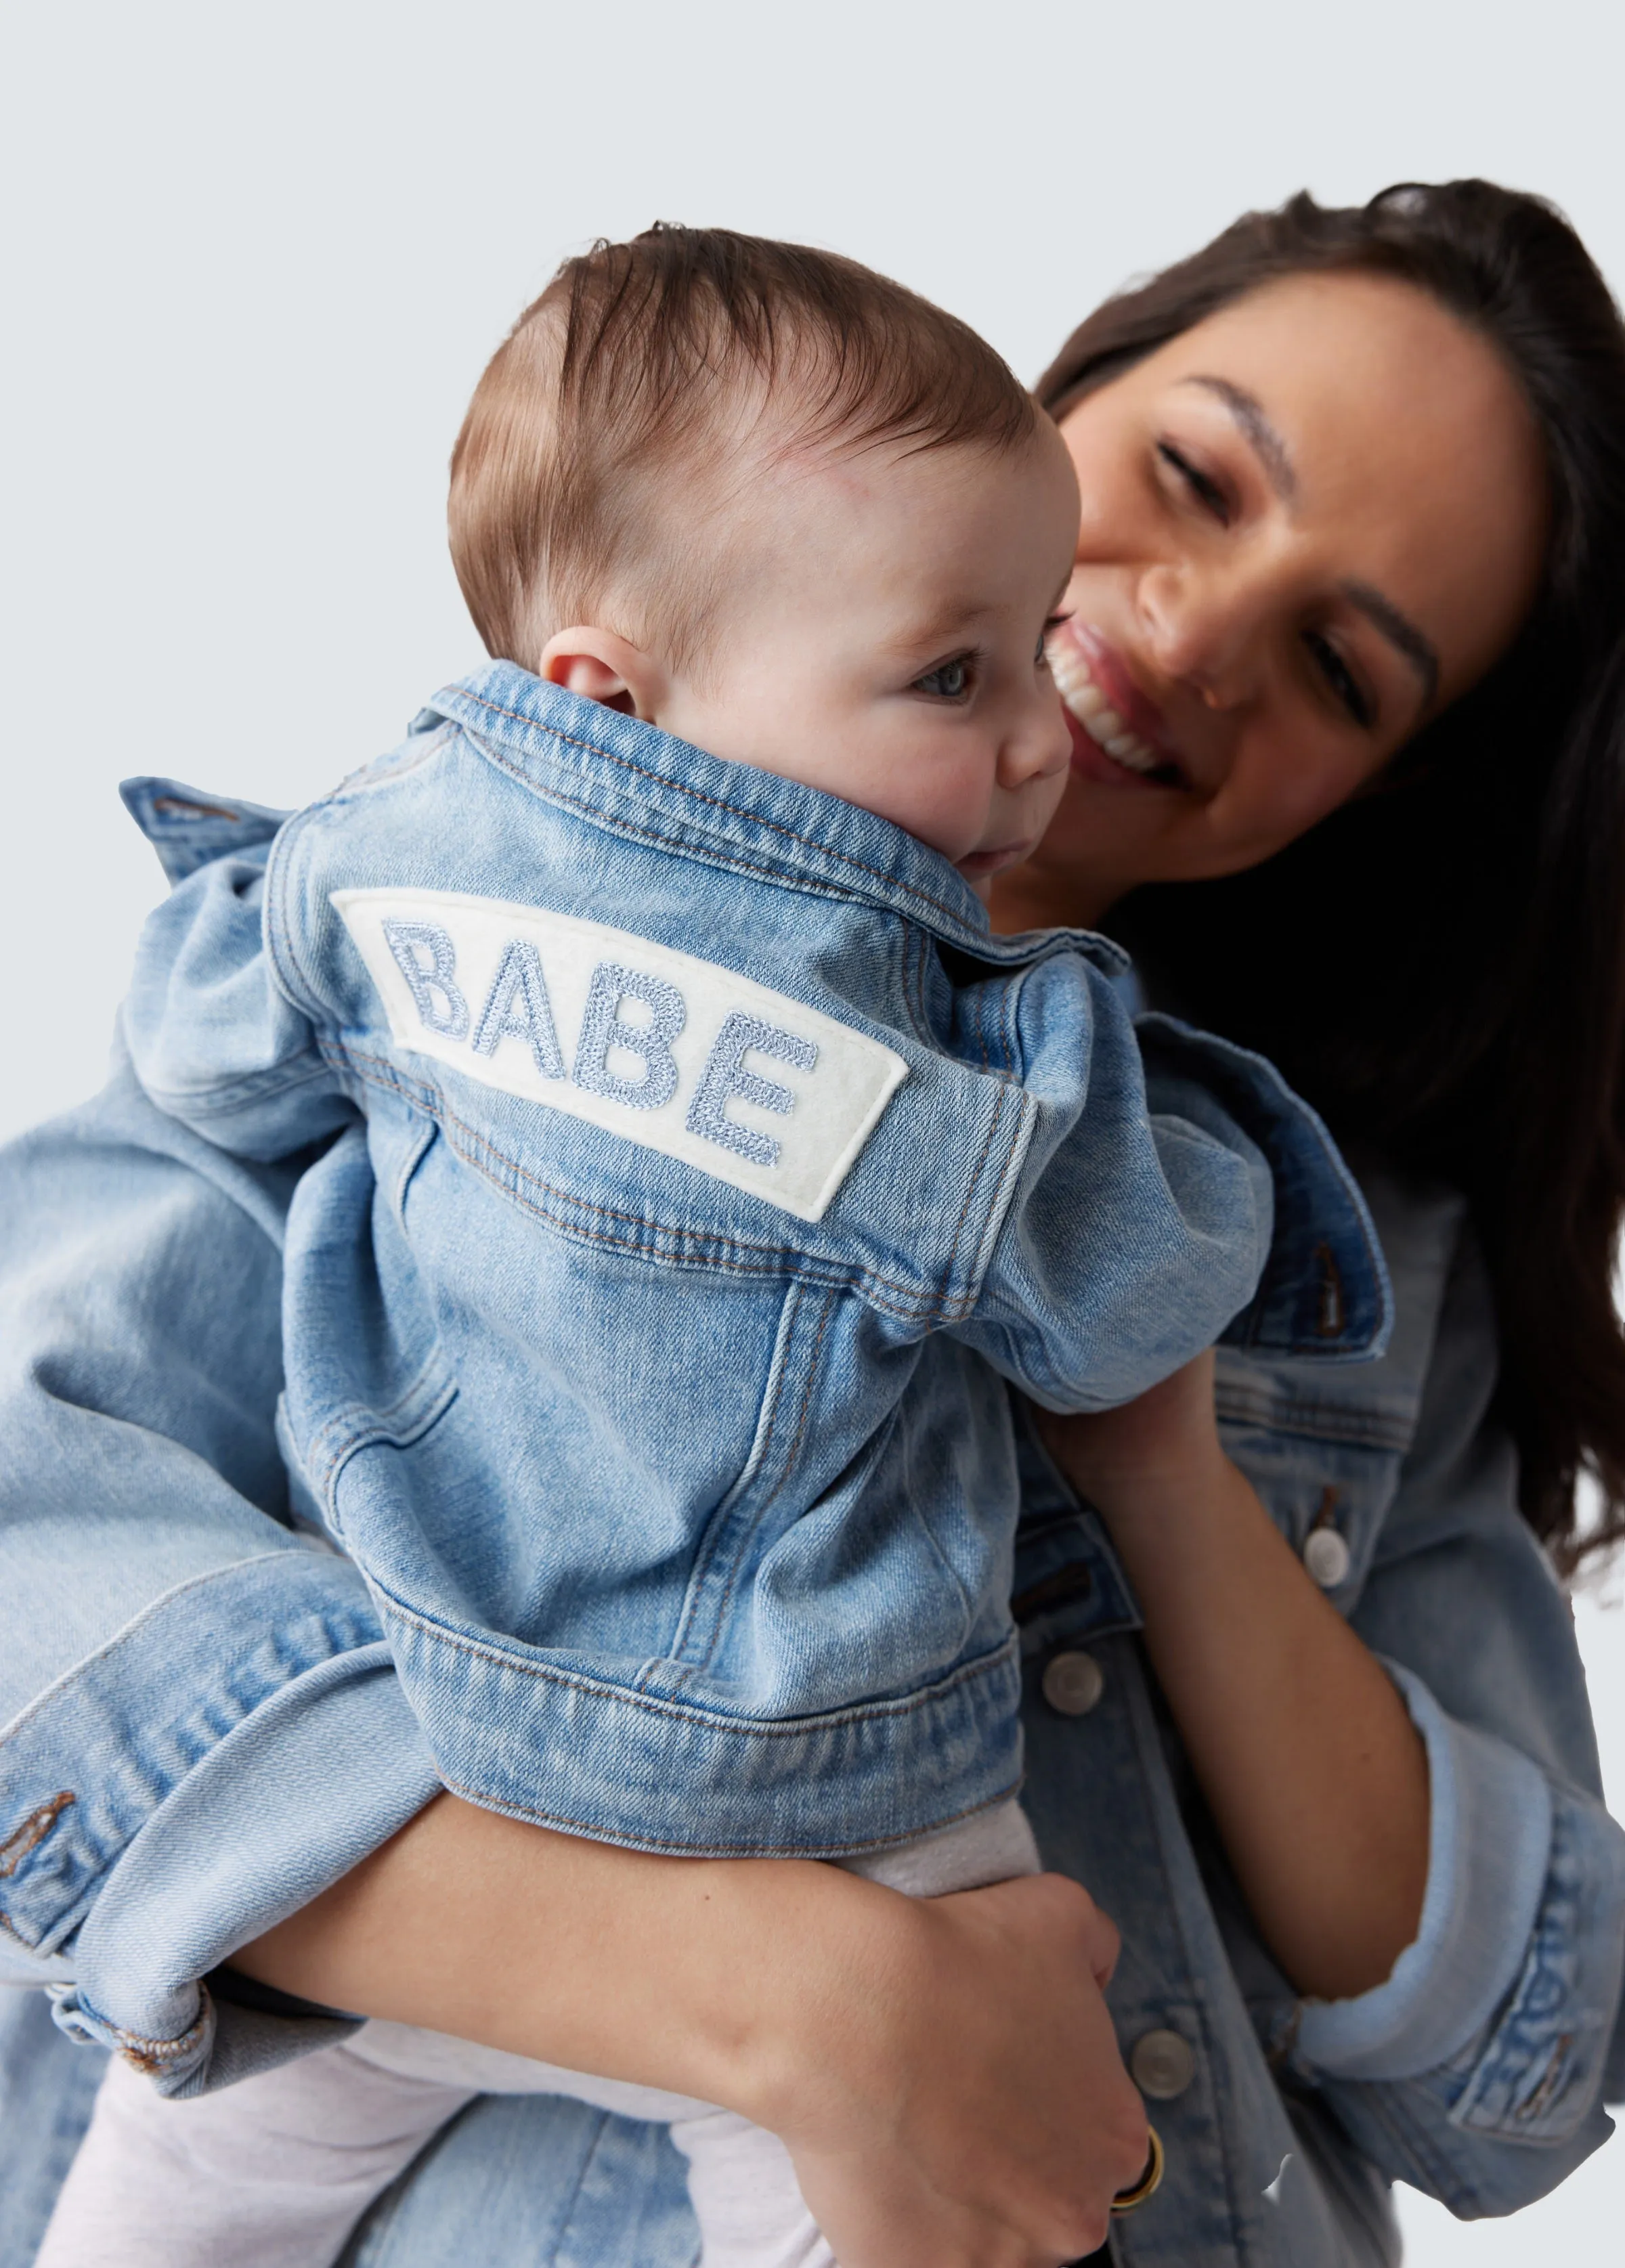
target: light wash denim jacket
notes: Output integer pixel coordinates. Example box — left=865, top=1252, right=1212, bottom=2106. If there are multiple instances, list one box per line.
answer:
left=1, top=701, right=1621, bottom=2265
left=104, top=663, right=1382, bottom=1858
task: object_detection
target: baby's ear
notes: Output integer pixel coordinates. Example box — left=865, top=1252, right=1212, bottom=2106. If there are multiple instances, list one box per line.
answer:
left=537, top=627, right=666, bottom=721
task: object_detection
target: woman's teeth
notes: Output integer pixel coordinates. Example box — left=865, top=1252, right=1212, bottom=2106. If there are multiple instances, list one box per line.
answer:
left=1047, top=639, right=1163, bottom=776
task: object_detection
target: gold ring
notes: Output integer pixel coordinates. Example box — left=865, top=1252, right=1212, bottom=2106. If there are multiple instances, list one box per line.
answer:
left=1110, top=2123, right=1165, bottom=2215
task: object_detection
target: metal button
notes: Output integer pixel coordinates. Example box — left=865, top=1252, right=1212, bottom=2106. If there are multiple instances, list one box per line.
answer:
left=1130, top=2027, right=1196, bottom=2100
left=1042, top=1649, right=1105, bottom=1716
left=1303, top=1527, right=1351, bottom=1589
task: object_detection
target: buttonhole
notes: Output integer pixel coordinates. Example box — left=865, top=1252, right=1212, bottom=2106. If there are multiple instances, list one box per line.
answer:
left=1012, top=1563, right=1094, bottom=1623
left=152, top=797, right=241, bottom=824
left=0, top=1791, right=75, bottom=1878
left=1314, top=1244, right=1345, bottom=1338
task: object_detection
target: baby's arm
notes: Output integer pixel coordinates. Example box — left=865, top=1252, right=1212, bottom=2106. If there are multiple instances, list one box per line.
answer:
left=121, top=839, right=355, bottom=1159
left=949, top=953, right=1381, bottom=1408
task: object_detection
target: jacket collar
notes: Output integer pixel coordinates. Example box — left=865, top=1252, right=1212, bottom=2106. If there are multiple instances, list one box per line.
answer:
left=426, top=663, right=1130, bottom=977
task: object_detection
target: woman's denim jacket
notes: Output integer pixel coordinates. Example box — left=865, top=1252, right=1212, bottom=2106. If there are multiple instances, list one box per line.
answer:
left=102, top=665, right=1381, bottom=1858
left=1, top=694, right=1621, bottom=2265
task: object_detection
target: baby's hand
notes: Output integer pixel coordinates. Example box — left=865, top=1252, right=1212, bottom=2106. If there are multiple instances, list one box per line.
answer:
left=1035, top=1347, right=1226, bottom=1527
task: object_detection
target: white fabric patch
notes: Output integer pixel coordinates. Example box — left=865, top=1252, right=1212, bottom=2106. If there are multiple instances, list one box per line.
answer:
left=332, top=888, right=908, bottom=1223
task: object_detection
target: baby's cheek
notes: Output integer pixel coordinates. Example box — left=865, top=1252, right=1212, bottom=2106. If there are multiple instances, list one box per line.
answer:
left=878, top=767, right=989, bottom=862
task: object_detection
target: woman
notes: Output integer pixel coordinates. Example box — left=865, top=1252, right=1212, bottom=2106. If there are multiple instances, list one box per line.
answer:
left=4, top=181, right=1624, bottom=2267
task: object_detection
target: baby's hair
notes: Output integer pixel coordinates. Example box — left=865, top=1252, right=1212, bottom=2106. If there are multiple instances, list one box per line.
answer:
left=449, top=224, right=1039, bottom=673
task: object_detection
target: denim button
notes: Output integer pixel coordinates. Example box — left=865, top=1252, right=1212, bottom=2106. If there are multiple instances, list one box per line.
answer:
left=1042, top=1650, right=1104, bottom=1716
left=1130, top=2028, right=1196, bottom=2099
left=1303, top=1527, right=1351, bottom=1588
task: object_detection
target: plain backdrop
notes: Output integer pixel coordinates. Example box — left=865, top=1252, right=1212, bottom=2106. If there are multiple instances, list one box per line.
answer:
left=3, top=2, right=1622, bottom=2256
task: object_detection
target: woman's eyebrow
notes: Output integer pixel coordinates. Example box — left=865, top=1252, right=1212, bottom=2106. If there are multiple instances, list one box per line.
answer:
left=1179, top=375, right=1297, bottom=502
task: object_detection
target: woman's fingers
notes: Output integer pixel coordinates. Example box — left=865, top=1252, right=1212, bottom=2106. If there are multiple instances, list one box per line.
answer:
left=773, top=1870, right=1148, bottom=2268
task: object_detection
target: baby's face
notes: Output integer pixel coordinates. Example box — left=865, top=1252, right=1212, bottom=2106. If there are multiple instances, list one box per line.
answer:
left=656, top=422, right=1080, bottom=897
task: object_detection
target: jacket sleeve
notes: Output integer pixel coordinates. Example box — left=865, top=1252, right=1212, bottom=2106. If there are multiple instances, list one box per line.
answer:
left=949, top=961, right=1390, bottom=1408
left=1280, top=1223, right=1625, bottom=2214
left=117, top=837, right=360, bottom=1162
left=0, top=1053, right=441, bottom=2096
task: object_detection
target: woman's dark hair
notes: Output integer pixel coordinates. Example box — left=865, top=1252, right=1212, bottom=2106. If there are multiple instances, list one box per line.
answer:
left=1039, top=182, right=1625, bottom=1574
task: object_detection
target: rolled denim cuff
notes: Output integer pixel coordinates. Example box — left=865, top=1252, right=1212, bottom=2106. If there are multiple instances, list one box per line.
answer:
left=1, top=1550, right=440, bottom=2093
left=1296, top=1660, right=1551, bottom=2082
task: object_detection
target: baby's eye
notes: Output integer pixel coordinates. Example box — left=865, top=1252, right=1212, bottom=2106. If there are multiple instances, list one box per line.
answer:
left=913, top=655, right=974, bottom=700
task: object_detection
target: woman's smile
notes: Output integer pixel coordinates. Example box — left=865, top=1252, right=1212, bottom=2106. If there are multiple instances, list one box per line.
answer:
left=1047, top=619, right=1188, bottom=789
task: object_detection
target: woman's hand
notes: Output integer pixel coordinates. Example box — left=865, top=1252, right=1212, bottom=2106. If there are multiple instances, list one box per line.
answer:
left=238, top=1793, right=1148, bottom=2267
left=773, top=1870, right=1148, bottom=2267
left=1037, top=1354, right=1431, bottom=2001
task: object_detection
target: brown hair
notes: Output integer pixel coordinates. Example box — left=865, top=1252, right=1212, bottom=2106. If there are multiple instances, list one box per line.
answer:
left=1041, top=182, right=1625, bottom=1574
left=449, top=223, right=1037, bottom=672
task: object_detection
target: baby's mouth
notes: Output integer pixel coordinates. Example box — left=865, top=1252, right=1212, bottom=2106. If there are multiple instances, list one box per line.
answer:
left=1048, top=635, right=1182, bottom=785
left=957, top=841, right=1035, bottom=879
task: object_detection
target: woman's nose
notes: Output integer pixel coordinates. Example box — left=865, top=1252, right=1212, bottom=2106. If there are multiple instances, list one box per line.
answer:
left=1136, top=558, right=1262, bottom=710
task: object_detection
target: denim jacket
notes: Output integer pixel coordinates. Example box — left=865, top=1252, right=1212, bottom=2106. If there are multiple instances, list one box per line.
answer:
left=109, top=664, right=1383, bottom=1856
left=1, top=761, right=1620, bottom=2266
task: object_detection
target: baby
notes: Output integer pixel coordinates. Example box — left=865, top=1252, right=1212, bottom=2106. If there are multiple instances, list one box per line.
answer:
left=42, top=227, right=1373, bottom=2268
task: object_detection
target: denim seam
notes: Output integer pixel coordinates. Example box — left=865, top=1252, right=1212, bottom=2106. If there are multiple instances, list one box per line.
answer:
left=898, top=928, right=928, bottom=1043
left=374, top=1574, right=1020, bottom=1734
left=392, top=1113, right=439, bottom=1228
left=1215, top=1387, right=1416, bottom=1454
left=995, top=956, right=1025, bottom=1078
left=327, top=1041, right=976, bottom=1324
left=263, top=805, right=330, bottom=1024
left=962, top=1091, right=1039, bottom=1313
left=691, top=1286, right=842, bottom=1679
left=62, top=1983, right=215, bottom=2078
left=307, top=1373, right=461, bottom=1514
left=137, top=1057, right=337, bottom=1117
left=550, top=2102, right=616, bottom=2266
left=454, top=697, right=984, bottom=935
left=662, top=1280, right=806, bottom=1676
left=0, top=1552, right=332, bottom=1750
left=941, top=1078, right=1015, bottom=1302
left=429, top=1765, right=1025, bottom=1860
left=911, top=929, right=932, bottom=1042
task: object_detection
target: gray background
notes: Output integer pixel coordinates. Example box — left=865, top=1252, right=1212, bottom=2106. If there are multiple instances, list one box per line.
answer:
left=2, top=3, right=1620, bottom=2254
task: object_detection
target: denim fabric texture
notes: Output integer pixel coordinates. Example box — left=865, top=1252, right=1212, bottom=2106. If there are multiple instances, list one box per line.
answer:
left=110, top=664, right=1387, bottom=1860
left=1, top=1167, right=1618, bottom=2263
left=2, top=728, right=1621, bottom=2261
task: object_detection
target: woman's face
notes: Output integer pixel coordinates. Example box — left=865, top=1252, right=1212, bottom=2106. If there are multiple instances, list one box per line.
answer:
left=1012, top=270, right=1549, bottom=928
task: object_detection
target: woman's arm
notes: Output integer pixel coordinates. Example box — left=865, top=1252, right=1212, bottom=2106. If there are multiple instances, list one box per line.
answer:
left=237, top=1790, right=1148, bottom=2268
left=0, top=1060, right=1148, bottom=2267
left=1043, top=1199, right=1625, bottom=2217
left=0, top=1055, right=442, bottom=2090
left=1037, top=1349, right=1430, bottom=2001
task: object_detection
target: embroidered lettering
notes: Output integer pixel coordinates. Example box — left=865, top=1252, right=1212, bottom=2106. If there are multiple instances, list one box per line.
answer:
left=383, top=919, right=469, bottom=1039
left=687, top=1012, right=818, bottom=1166
left=573, top=963, right=686, bottom=1110
left=471, top=938, right=565, bottom=1080
left=332, top=889, right=909, bottom=1223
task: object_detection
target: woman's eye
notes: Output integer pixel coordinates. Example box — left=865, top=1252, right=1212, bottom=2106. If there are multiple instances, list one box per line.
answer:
left=914, top=656, right=973, bottom=699
left=1303, top=629, right=1375, bottom=729
left=1157, top=441, right=1231, bottom=526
